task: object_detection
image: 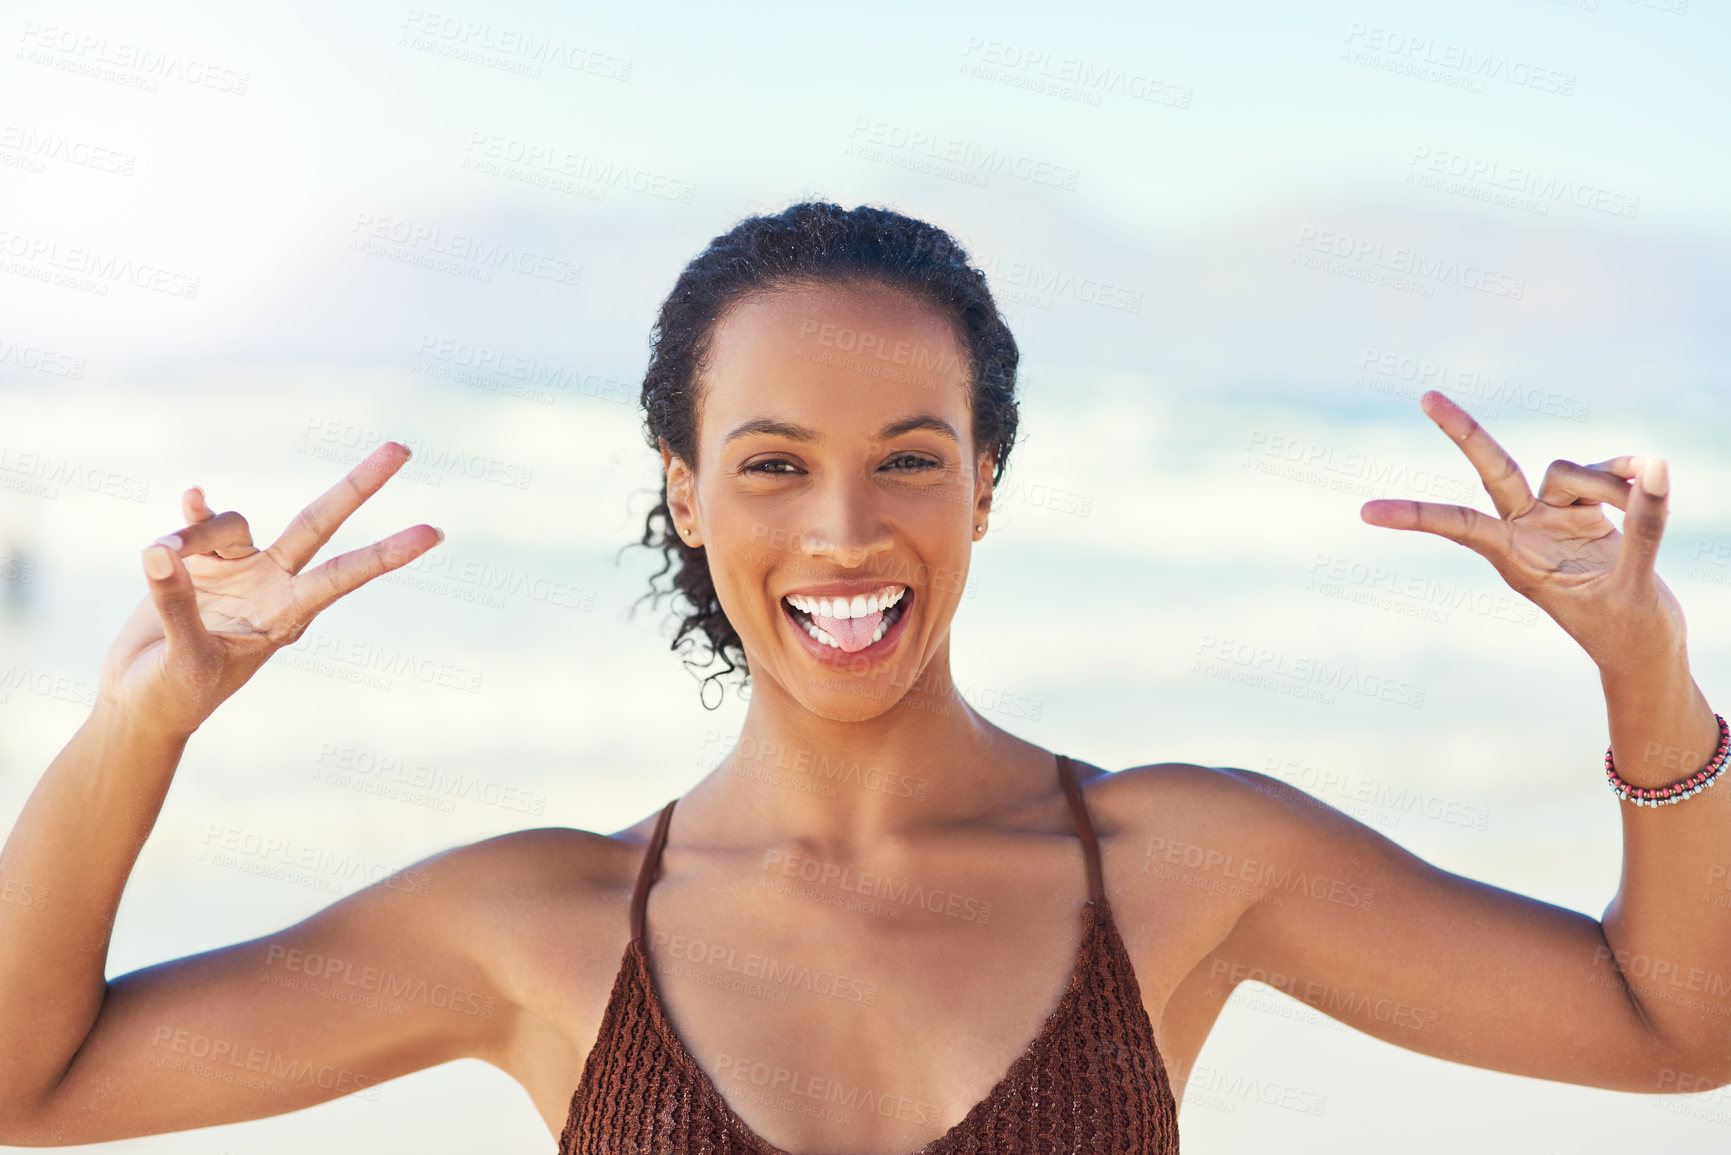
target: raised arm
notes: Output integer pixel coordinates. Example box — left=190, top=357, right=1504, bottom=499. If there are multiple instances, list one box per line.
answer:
left=0, top=444, right=519, bottom=1144
left=1161, top=392, right=1731, bottom=1093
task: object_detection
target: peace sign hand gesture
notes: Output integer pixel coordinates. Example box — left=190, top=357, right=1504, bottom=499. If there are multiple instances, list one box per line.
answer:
left=99, top=442, right=440, bottom=738
left=1360, top=391, right=1681, bottom=673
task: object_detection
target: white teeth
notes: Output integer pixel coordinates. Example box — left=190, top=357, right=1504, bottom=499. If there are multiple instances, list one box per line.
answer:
left=801, top=619, right=841, bottom=648
left=786, top=585, right=908, bottom=651
left=787, top=585, right=906, bottom=619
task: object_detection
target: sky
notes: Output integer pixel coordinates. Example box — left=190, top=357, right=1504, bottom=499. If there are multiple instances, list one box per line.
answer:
left=3, top=1, right=1731, bottom=1151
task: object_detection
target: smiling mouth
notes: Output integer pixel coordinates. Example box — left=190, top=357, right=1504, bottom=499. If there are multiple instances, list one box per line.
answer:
left=782, top=585, right=911, bottom=653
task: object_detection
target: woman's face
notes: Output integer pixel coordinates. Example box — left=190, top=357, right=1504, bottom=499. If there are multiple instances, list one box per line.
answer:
left=663, top=281, right=994, bottom=720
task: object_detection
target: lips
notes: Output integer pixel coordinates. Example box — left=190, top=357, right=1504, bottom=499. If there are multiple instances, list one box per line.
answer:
left=781, top=585, right=913, bottom=662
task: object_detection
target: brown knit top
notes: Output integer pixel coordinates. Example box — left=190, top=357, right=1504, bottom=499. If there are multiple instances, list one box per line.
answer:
left=560, top=753, right=1180, bottom=1153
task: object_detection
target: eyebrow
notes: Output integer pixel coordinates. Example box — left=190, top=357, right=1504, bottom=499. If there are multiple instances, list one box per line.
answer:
left=721, top=414, right=960, bottom=448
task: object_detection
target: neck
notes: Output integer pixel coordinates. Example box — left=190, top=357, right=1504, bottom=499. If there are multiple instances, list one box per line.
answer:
left=681, top=643, right=1048, bottom=853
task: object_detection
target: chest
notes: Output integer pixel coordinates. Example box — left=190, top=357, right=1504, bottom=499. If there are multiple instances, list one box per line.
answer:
left=515, top=828, right=1230, bottom=1150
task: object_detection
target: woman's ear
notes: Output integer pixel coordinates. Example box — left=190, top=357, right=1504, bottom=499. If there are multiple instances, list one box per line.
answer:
left=661, top=440, right=701, bottom=546
left=973, top=448, right=995, bottom=536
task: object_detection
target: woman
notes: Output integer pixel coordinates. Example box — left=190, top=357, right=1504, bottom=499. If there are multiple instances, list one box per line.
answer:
left=0, top=202, right=1726, bottom=1154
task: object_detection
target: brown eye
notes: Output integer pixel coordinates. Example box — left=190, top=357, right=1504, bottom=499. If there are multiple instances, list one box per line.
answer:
left=884, top=454, right=940, bottom=471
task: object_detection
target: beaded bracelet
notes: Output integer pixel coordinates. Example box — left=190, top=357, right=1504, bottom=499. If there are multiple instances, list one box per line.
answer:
left=1605, top=712, right=1730, bottom=807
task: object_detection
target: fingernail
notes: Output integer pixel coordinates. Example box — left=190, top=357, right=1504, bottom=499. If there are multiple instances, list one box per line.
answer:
left=154, top=534, right=184, bottom=551
left=142, top=545, right=174, bottom=580
left=1640, top=456, right=1669, bottom=498
left=431, top=527, right=445, bottom=545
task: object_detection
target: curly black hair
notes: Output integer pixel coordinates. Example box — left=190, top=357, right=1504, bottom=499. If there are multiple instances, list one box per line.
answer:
left=627, top=201, right=1021, bottom=709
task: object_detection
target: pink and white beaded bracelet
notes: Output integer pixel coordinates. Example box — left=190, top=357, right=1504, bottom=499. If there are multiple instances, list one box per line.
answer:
left=1605, top=712, right=1730, bottom=807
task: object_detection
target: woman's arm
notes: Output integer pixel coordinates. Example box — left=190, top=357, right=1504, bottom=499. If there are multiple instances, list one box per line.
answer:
left=1155, top=391, right=1731, bottom=1091
left=1595, top=631, right=1728, bottom=1083
left=0, top=444, right=524, bottom=1143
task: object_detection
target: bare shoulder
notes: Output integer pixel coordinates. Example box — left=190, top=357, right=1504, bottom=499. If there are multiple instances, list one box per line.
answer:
left=1076, top=759, right=1408, bottom=1074
left=1076, top=758, right=1400, bottom=974
left=421, top=816, right=668, bottom=972
left=1083, top=758, right=1383, bottom=855
left=409, top=813, right=672, bottom=1114
left=425, top=821, right=651, bottom=900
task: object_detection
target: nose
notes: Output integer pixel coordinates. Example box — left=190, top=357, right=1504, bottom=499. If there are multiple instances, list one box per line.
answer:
left=796, top=475, right=895, bottom=568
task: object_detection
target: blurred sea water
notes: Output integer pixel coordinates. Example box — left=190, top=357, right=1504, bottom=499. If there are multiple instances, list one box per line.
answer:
left=4, top=363, right=1730, bottom=1152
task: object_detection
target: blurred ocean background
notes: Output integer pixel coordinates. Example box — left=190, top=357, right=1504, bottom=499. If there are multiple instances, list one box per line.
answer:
left=3, top=0, right=1730, bottom=1151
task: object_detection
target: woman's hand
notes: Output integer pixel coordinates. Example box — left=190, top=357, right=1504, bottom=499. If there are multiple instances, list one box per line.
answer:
left=98, top=442, right=440, bottom=737
left=1359, top=390, right=1679, bottom=672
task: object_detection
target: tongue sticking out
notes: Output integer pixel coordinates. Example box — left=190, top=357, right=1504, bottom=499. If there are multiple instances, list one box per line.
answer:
left=812, top=609, right=885, bottom=653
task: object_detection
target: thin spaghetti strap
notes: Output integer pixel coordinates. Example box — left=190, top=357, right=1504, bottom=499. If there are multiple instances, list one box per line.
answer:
left=1055, top=753, right=1106, bottom=904
left=629, top=798, right=678, bottom=943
